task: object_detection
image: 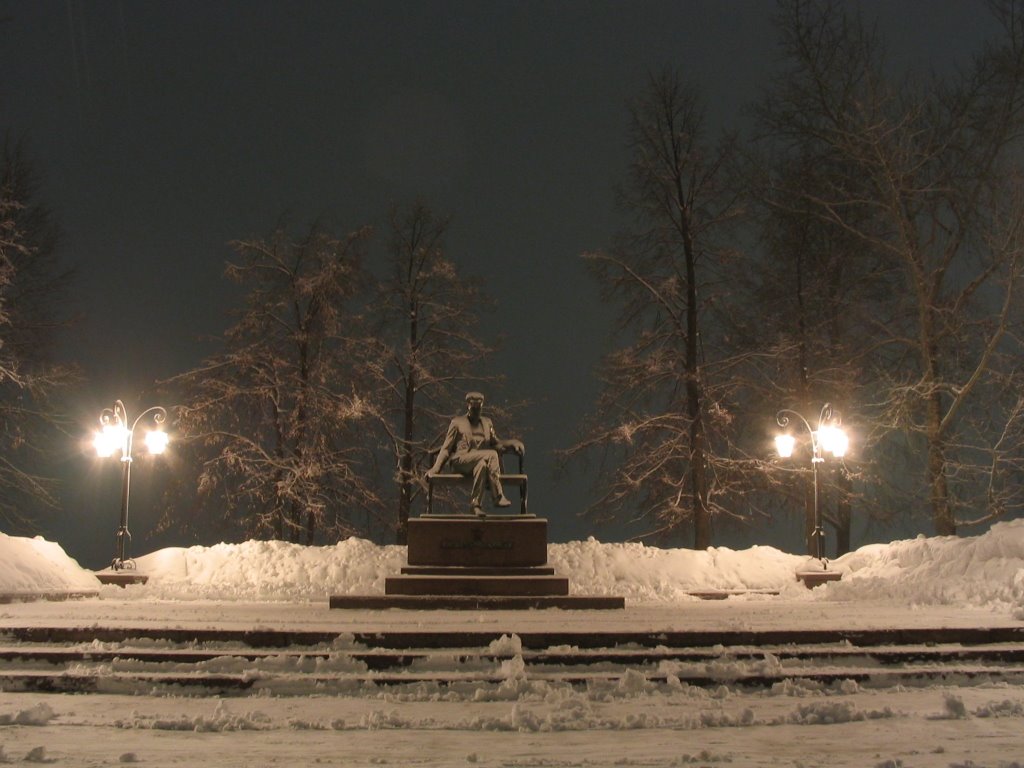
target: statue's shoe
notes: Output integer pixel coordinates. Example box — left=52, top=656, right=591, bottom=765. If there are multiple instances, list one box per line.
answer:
left=494, top=496, right=512, bottom=508
left=472, top=505, right=486, bottom=516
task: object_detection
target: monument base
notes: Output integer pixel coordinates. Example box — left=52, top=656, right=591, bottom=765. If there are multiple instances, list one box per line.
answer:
left=387, top=571, right=568, bottom=597
left=329, top=515, right=625, bottom=610
left=407, top=515, right=547, bottom=568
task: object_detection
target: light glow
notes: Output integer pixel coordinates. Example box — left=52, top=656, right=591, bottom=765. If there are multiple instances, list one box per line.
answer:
left=818, top=424, right=849, bottom=457
left=94, top=424, right=126, bottom=458
left=144, top=429, right=169, bottom=455
left=774, top=433, right=795, bottom=459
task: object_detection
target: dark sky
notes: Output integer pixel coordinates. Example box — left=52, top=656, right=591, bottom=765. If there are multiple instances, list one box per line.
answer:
left=0, top=0, right=1003, bottom=568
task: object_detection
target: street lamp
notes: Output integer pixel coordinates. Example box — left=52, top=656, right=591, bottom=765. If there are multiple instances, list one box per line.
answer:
left=93, top=400, right=168, bottom=572
left=774, top=403, right=848, bottom=574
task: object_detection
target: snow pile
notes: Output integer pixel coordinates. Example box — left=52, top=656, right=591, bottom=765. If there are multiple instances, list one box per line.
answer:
left=129, top=538, right=407, bottom=601
left=0, top=703, right=57, bottom=726
left=1, top=519, right=1023, bottom=609
left=548, top=538, right=806, bottom=602
left=829, top=518, right=1024, bottom=609
left=120, top=537, right=808, bottom=603
left=0, top=533, right=99, bottom=596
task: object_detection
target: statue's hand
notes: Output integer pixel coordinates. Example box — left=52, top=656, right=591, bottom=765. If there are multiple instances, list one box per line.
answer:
left=507, top=439, right=525, bottom=457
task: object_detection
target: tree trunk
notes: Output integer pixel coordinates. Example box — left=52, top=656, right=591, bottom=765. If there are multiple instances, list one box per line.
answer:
left=922, top=308, right=954, bottom=534
left=273, top=499, right=284, bottom=540
left=681, top=204, right=710, bottom=550
left=690, top=414, right=710, bottom=549
left=397, top=298, right=420, bottom=545
left=305, top=508, right=316, bottom=546
left=289, top=500, right=301, bottom=543
left=296, top=333, right=313, bottom=544
left=396, top=380, right=415, bottom=545
left=927, top=391, right=955, bottom=535
left=833, top=468, right=852, bottom=556
left=271, top=398, right=287, bottom=540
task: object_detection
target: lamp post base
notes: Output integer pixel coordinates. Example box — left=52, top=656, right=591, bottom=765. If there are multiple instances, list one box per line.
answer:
left=94, top=570, right=149, bottom=587
left=796, top=569, right=843, bottom=588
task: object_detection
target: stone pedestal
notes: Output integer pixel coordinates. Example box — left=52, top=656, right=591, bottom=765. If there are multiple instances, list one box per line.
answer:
left=407, top=516, right=547, bottom=568
left=330, top=514, right=625, bottom=610
left=389, top=516, right=564, bottom=597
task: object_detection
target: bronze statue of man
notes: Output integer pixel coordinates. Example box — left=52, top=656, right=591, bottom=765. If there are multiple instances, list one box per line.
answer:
left=426, top=392, right=525, bottom=515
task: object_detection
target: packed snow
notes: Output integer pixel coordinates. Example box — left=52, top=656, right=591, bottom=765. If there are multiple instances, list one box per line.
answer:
left=1, top=522, right=1023, bottom=766
left=0, top=534, right=106, bottom=597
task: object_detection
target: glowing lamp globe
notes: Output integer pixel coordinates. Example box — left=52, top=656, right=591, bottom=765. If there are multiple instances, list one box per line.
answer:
left=94, top=424, right=126, bottom=458
left=774, top=433, right=796, bottom=459
left=819, top=425, right=849, bottom=458
left=144, top=429, right=169, bottom=455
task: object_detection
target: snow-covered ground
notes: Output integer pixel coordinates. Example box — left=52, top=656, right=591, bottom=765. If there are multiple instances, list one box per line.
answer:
left=0, top=521, right=1023, bottom=766
left=5, top=520, right=1024, bottom=612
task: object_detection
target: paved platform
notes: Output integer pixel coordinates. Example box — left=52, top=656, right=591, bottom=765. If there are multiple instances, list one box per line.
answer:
left=0, top=596, right=1018, bottom=641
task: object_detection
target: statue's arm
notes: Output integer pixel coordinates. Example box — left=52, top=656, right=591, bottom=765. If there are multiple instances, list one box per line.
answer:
left=494, top=426, right=524, bottom=457
left=500, top=438, right=525, bottom=456
left=426, top=421, right=458, bottom=476
left=485, top=419, right=521, bottom=455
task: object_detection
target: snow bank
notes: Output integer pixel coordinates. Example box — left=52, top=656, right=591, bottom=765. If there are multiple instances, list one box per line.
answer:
left=547, top=539, right=807, bottom=602
left=0, top=533, right=100, bottom=596
left=129, top=538, right=407, bottom=601
left=1, top=520, right=1022, bottom=610
left=122, top=538, right=809, bottom=603
left=828, top=518, right=1024, bottom=610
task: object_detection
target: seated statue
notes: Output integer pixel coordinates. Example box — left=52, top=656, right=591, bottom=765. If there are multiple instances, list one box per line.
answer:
left=426, top=391, right=525, bottom=516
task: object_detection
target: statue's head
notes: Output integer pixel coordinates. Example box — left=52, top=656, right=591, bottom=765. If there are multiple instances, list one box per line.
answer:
left=465, top=391, right=485, bottom=417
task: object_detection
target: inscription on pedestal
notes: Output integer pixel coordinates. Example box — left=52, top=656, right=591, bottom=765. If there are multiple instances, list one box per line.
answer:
left=407, top=517, right=548, bottom=567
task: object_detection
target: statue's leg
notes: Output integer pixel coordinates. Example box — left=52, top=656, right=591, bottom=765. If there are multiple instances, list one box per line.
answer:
left=450, top=451, right=490, bottom=513
left=471, top=456, right=490, bottom=511
left=451, top=450, right=508, bottom=511
left=482, top=451, right=509, bottom=506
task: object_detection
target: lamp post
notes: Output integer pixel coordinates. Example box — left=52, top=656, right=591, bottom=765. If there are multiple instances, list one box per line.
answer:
left=774, top=403, right=848, bottom=579
left=93, top=400, right=168, bottom=572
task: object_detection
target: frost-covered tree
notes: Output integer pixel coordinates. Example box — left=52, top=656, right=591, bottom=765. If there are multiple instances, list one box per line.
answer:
left=0, top=142, right=77, bottom=529
left=756, top=0, right=1024, bottom=536
left=569, top=71, right=749, bottom=549
left=365, top=203, right=496, bottom=543
left=168, top=222, right=380, bottom=543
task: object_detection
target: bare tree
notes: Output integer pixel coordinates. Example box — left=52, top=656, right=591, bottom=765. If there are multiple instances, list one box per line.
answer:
left=758, top=0, right=1024, bottom=535
left=569, top=70, right=748, bottom=549
left=0, top=142, right=77, bottom=529
left=168, top=222, right=380, bottom=543
left=365, top=203, right=497, bottom=543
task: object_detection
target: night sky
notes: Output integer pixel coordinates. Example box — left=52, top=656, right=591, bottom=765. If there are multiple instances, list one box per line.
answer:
left=0, top=1, right=1003, bottom=568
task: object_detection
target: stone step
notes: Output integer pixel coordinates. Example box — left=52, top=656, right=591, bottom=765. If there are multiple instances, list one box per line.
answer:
left=330, top=594, right=624, bottom=610
left=400, top=565, right=556, bottom=576
left=8, top=625, right=1024, bottom=646
left=386, top=574, right=569, bottom=597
